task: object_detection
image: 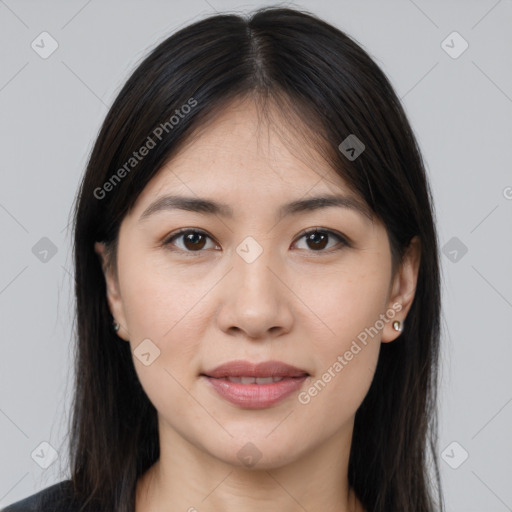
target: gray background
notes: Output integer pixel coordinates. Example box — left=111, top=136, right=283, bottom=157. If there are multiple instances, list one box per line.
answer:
left=0, top=0, right=511, bottom=510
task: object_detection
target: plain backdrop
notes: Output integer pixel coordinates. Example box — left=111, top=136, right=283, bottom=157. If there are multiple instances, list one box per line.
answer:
left=0, top=1, right=511, bottom=511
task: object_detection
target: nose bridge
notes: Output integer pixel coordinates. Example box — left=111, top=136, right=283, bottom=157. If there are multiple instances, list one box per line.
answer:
left=216, top=233, right=292, bottom=338
left=233, top=234, right=279, bottom=302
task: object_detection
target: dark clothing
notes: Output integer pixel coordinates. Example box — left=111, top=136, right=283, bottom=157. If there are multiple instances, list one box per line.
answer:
left=2, top=481, right=81, bottom=512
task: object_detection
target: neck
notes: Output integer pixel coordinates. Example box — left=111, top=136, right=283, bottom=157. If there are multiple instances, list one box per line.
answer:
left=135, top=418, right=365, bottom=512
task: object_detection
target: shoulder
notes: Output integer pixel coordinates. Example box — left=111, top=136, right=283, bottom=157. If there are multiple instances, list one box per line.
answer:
left=1, top=480, right=77, bottom=512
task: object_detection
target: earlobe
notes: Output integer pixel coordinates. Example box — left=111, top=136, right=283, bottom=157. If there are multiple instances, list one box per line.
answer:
left=381, top=236, right=421, bottom=343
left=94, top=241, right=130, bottom=341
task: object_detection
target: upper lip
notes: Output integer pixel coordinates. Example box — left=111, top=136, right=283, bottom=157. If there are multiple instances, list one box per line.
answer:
left=201, top=360, right=309, bottom=378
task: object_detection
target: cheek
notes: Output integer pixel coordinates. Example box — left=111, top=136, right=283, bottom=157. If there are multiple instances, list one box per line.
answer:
left=297, top=301, right=382, bottom=438
left=115, top=248, right=207, bottom=395
left=118, top=260, right=207, bottom=417
left=297, top=345, right=379, bottom=444
left=118, top=245, right=207, bottom=340
left=296, top=262, right=389, bottom=420
left=308, top=261, right=390, bottom=349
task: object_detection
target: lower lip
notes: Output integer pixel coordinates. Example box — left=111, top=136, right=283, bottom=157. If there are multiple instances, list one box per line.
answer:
left=203, top=376, right=308, bottom=409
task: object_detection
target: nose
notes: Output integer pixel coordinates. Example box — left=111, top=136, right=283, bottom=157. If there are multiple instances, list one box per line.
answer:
left=215, top=242, right=294, bottom=341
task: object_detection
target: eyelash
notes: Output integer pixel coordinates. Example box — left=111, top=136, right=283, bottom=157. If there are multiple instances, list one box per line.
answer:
left=162, top=228, right=351, bottom=256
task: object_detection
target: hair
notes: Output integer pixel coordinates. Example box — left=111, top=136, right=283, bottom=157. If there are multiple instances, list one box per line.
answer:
left=68, top=6, right=443, bottom=512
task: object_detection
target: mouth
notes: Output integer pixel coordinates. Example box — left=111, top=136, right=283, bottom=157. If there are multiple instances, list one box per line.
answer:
left=200, top=360, right=310, bottom=408
left=201, top=359, right=309, bottom=379
left=208, top=376, right=300, bottom=384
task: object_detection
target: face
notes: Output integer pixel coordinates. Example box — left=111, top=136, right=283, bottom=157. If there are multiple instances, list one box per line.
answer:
left=96, top=98, right=419, bottom=470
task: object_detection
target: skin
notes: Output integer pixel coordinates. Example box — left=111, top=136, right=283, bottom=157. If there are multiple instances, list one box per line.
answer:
left=95, top=98, right=420, bottom=512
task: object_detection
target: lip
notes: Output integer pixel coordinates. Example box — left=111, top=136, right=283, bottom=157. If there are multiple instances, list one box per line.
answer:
left=202, top=360, right=309, bottom=379
left=200, top=360, right=309, bottom=409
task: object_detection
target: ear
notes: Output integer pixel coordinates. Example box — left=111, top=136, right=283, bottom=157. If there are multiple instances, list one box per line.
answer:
left=94, top=241, right=130, bottom=341
left=381, top=236, right=421, bottom=343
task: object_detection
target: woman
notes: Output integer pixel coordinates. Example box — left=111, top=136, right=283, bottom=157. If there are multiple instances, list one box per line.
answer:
left=3, top=6, right=443, bottom=512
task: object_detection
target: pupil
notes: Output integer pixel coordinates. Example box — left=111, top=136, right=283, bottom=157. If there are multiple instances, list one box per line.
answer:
left=308, top=231, right=327, bottom=250
left=185, top=232, right=205, bottom=250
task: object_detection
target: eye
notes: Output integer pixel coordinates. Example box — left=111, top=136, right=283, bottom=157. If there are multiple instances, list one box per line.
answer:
left=163, top=227, right=350, bottom=255
left=292, top=228, right=349, bottom=253
left=163, top=229, right=219, bottom=254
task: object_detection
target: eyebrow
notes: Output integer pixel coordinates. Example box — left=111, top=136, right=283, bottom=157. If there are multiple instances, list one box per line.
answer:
left=139, top=193, right=372, bottom=222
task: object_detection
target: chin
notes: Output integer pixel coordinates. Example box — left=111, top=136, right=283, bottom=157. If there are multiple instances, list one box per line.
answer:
left=206, top=435, right=306, bottom=471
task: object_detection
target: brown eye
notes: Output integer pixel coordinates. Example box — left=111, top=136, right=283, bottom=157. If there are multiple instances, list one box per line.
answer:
left=164, top=227, right=349, bottom=256
left=293, top=229, right=349, bottom=252
left=305, top=231, right=329, bottom=250
left=182, top=231, right=207, bottom=251
left=164, top=229, right=217, bottom=253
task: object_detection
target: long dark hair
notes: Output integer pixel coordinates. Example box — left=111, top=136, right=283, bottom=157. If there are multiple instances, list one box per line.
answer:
left=68, top=6, right=443, bottom=512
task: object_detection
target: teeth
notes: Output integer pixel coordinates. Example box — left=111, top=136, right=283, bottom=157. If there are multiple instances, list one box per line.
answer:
left=255, top=377, right=274, bottom=384
left=225, top=376, right=285, bottom=384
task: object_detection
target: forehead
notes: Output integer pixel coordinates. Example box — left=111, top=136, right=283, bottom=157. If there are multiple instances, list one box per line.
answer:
left=134, top=98, right=359, bottom=208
